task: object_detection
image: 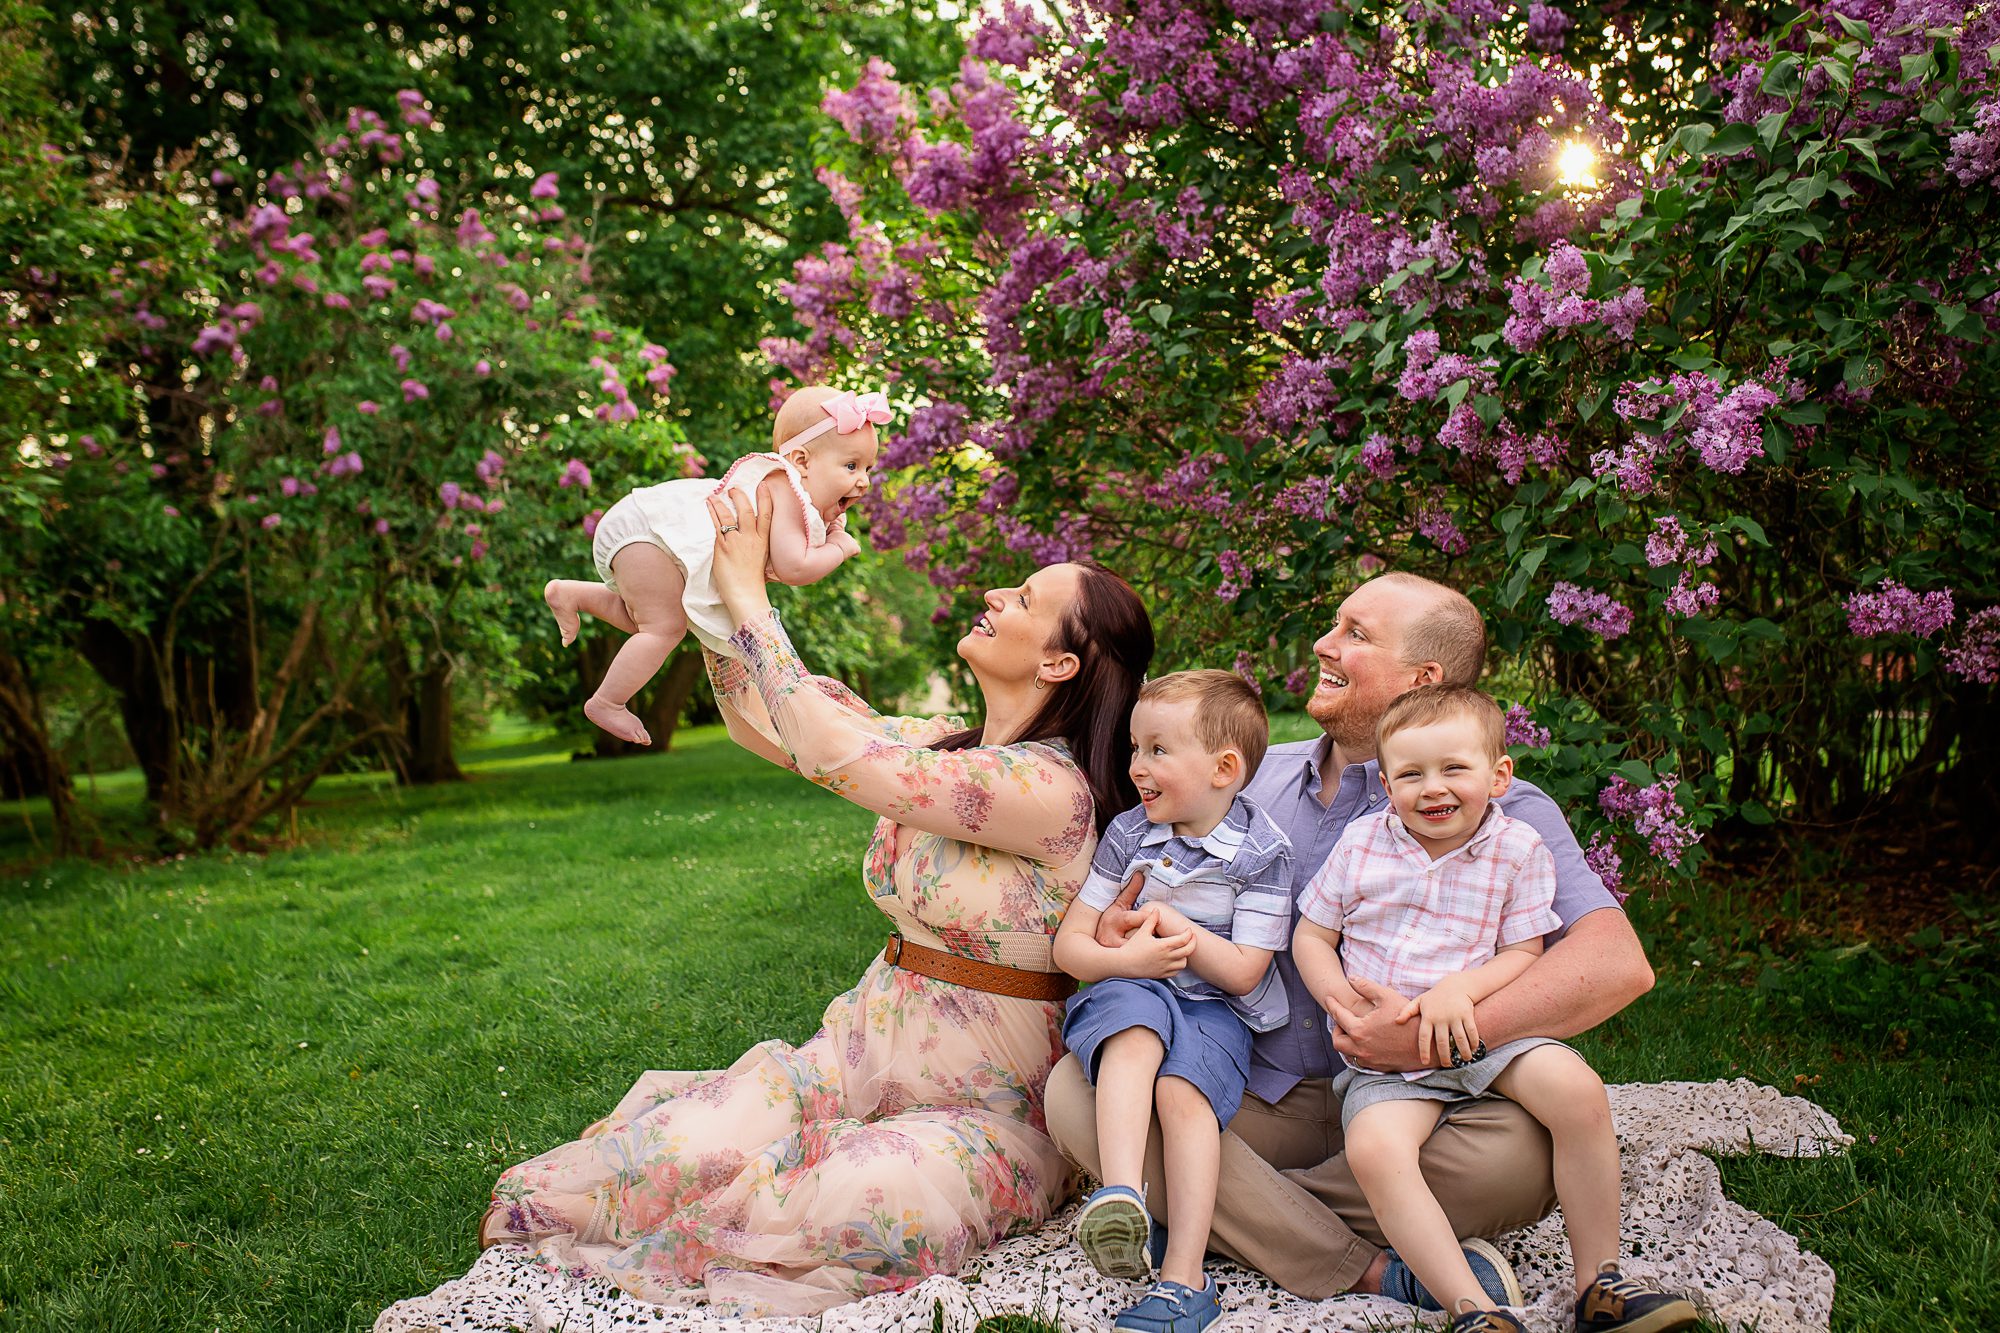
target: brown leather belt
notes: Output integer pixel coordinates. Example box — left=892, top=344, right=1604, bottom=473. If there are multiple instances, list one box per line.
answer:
left=884, top=933, right=1076, bottom=1002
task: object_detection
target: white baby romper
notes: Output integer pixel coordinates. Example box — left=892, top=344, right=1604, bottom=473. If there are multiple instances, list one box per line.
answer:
left=589, top=452, right=835, bottom=655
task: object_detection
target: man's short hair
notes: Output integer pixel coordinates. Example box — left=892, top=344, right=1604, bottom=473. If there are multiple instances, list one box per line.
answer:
left=1140, top=669, right=1270, bottom=778
left=1375, top=683, right=1507, bottom=761
left=1370, top=572, right=1486, bottom=685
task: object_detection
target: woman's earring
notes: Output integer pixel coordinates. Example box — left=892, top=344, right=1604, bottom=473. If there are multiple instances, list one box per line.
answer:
left=1033, top=677, right=1047, bottom=691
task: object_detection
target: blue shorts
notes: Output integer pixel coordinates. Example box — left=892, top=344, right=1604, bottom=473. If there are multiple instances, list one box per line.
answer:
left=1062, top=977, right=1255, bottom=1127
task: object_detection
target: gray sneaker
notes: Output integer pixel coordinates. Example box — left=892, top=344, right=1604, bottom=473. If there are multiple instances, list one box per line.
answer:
left=1379, top=1237, right=1524, bottom=1310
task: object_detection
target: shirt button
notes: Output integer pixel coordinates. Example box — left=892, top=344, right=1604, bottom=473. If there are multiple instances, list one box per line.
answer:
left=1160, top=856, right=1173, bottom=867
left=1296, top=1015, right=1315, bottom=1029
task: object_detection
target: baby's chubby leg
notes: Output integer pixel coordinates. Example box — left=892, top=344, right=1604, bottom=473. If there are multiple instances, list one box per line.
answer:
left=544, top=578, right=638, bottom=645
left=585, top=544, right=687, bottom=746
left=1346, top=1098, right=1490, bottom=1315
left=1490, top=1046, right=1620, bottom=1293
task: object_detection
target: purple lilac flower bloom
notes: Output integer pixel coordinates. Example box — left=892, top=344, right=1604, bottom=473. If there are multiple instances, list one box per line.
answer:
left=1583, top=833, right=1625, bottom=901
left=438, top=482, right=462, bottom=509
left=192, top=324, right=237, bottom=356
left=1845, top=580, right=1955, bottom=638
left=1663, top=572, right=1721, bottom=619
left=1547, top=582, right=1634, bottom=639
left=530, top=172, right=560, bottom=200
left=358, top=400, right=380, bottom=415
left=558, top=458, right=592, bottom=489
left=1215, top=549, right=1250, bottom=602
left=1526, top=3, right=1572, bottom=50
left=582, top=508, right=604, bottom=538
left=1598, top=775, right=1700, bottom=868
left=476, top=450, right=505, bottom=485
left=261, top=513, right=282, bottom=529
left=1502, top=704, right=1552, bottom=749
left=1943, top=607, right=2000, bottom=683
left=475, top=359, right=492, bottom=376
left=1543, top=242, right=1590, bottom=296
left=822, top=57, right=910, bottom=149
left=400, top=379, right=428, bottom=402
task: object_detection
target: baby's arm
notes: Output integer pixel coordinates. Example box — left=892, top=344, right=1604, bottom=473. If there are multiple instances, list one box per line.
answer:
left=1396, top=938, right=1545, bottom=1067
left=763, top=473, right=852, bottom=586
left=1055, top=899, right=1197, bottom=983
left=1293, top=917, right=1366, bottom=1016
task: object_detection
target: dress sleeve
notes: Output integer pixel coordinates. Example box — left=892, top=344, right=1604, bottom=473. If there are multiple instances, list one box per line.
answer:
left=727, top=610, right=1095, bottom=863
left=703, top=644, right=964, bottom=766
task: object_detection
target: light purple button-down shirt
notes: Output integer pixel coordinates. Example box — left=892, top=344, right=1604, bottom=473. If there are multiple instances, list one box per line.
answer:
left=1240, top=735, right=1623, bottom=1105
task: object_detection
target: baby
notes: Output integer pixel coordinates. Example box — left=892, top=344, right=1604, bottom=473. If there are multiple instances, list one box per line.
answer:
left=1053, top=670, right=1294, bottom=1333
left=1292, top=685, right=1695, bottom=1333
left=543, top=386, right=885, bottom=745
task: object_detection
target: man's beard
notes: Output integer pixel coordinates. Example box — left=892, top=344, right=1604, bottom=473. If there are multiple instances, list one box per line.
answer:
left=1306, top=687, right=1375, bottom=754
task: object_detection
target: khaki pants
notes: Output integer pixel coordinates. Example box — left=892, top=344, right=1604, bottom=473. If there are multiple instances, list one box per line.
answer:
left=1043, top=1052, right=1559, bottom=1299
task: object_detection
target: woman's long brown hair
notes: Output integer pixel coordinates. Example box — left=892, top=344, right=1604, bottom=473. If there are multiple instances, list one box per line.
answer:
left=932, top=563, right=1154, bottom=834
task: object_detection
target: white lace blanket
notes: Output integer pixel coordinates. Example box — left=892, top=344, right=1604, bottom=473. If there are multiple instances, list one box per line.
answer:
left=376, top=1078, right=1850, bottom=1333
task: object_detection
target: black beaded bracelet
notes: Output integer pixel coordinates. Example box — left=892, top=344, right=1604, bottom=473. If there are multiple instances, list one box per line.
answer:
left=1448, top=1038, right=1490, bottom=1069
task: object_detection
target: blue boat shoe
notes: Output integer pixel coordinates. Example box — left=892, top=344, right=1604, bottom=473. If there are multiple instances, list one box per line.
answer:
left=1112, top=1276, right=1222, bottom=1333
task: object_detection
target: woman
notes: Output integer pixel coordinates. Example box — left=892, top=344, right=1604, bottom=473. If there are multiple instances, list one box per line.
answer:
left=481, top=485, right=1154, bottom=1315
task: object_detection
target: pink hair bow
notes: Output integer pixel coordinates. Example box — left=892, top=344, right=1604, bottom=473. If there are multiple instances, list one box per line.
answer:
left=824, top=390, right=893, bottom=433
left=788, top=389, right=894, bottom=449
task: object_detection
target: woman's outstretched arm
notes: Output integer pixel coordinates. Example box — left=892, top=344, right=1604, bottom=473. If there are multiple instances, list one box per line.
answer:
left=704, top=487, right=1092, bottom=863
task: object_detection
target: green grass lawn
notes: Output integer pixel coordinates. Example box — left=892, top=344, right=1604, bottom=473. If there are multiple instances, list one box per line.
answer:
left=1, top=720, right=1994, bottom=1332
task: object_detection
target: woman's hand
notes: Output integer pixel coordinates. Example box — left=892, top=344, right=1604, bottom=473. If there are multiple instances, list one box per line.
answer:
left=706, top=486, right=774, bottom=628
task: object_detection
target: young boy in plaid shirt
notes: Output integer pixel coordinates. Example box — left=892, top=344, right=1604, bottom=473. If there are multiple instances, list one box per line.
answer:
left=1292, top=685, right=1695, bottom=1333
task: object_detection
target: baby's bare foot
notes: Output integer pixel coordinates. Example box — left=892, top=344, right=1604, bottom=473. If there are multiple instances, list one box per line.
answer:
left=544, top=580, right=580, bottom=647
left=585, top=696, right=651, bottom=746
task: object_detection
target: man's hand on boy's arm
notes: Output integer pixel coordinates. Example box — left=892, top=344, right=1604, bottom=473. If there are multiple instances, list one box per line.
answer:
left=1092, top=869, right=1149, bottom=948
left=1392, top=940, right=1538, bottom=1068
left=1332, top=909, right=1655, bottom=1071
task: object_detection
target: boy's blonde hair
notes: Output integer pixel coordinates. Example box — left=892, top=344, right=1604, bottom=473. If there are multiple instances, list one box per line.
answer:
left=1375, top=683, right=1507, bottom=761
left=1139, top=669, right=1269, bottom=779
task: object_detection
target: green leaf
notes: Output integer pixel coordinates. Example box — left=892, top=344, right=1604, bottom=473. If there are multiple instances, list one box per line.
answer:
left=1738, top=800, right=1776, bottom=826
left=1756, top=109, right=1790, bottom=151
left=1148, top=302, right=1173, bottom=327
left=1497, top=544, right=1549, bottom=609
left=1900, top=51, right=1937, bottom=82
left=1702, top=122, right=1762, bottom=157
left=1759, top=53, right=1801, bottom=95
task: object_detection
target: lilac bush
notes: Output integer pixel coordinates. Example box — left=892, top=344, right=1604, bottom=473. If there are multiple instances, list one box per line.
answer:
left=9, top=91, right=695, bottom=843
left=766, top=0, right=2000, bottom=884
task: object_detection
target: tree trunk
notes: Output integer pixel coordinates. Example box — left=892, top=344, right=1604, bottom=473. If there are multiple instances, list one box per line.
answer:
left=401, top=660, right=464, bottom=785
left=585, top=642, right=704, bottom=758
left=0, top=649, right=87, bottom=856
left=76, top=618, right=175, bottom=808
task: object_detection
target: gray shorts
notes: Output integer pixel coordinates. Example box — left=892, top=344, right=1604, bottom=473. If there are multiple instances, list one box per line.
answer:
left=1333, top=1037, right=1579, bottom=1131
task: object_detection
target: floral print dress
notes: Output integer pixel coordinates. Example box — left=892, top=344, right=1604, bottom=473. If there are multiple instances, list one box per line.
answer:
left=488, top=610, right=1096, bottom=1316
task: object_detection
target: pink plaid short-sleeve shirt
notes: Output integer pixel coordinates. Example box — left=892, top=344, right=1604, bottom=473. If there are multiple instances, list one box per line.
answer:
left=1296, top=804, right=1563, bottom=1002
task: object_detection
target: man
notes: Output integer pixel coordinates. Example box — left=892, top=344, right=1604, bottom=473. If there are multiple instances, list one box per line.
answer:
left=1044, top=572, right=1656, bottom=1308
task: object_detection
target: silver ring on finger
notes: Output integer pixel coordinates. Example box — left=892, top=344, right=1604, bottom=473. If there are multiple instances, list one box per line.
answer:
left=719, top=523, right=739, bottom=534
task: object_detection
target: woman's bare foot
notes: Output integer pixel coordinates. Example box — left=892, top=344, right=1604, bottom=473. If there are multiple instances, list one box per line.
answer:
left=585, top=695, right=651, bottom=745
left=544, top=580, right=580, bottom=646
